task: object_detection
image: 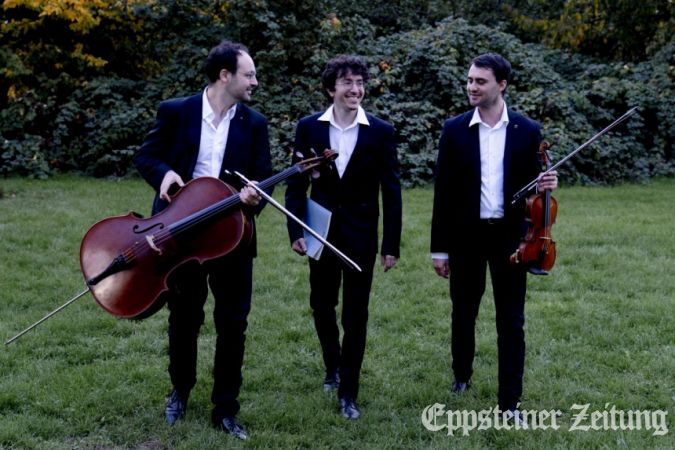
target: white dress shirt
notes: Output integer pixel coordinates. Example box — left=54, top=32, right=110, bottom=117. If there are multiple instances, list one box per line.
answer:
left=193, top=88, right=237, bottom=178
left=318, top=105, right=369, bottom=178
left=470, top=103, right=509, bottom=219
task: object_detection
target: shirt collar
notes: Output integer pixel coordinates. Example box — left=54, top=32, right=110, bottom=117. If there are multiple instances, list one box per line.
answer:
left=202, top=87, right=237, bottom=122
left=469, top=102, right=510, bottom=129
left=318, top=105, right=370, bottom=128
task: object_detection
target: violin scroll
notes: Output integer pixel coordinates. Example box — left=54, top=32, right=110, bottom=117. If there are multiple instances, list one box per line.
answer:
left=295, top=149, right=337, bottom=174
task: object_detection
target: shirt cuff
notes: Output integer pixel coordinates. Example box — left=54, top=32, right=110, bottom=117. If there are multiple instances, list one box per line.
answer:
left=431, top=253, right=449, bottom=260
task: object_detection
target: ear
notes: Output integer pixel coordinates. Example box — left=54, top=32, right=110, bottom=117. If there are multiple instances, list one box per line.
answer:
left=326, top=88, right=336, bottom=99
left=219, top=69, right=231, bottom=83
left=498, top=79, right=507, bottom=93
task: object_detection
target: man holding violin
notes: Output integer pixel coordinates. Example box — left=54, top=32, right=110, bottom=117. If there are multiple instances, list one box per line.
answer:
left=134, top=40, right=271, bottom=440
left=430, top=53, right=557, bottom=425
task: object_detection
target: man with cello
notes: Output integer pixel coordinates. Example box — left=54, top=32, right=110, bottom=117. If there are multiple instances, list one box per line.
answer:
left=134, top=40, right=271, bottom=440
left=430, top=53, right=558, bottom=426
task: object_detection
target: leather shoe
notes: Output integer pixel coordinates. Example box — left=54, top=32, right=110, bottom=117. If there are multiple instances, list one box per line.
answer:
left=323, top=370, right=340, bottom=392
left=215, top=416, right=248, bottom=440
left=164, top=389, right=187, bottom=426
left=339, top=396, right=360, bottom=420
left=451, top=379, right=471, bottom=393
left=507, top=409, right=529, bottom=429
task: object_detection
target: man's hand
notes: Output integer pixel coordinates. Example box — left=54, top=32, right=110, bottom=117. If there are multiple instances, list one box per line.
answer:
left=381, top=255, right=398, bottom=272
left=160, top=170, right=185, bottom=202
left=291, top=238, right=307, bottom=256
left=433, top=258, right=449, bottom=279
left=239, top=183, right=262, bottom=206
left=537, top=170, right=558, bottom=191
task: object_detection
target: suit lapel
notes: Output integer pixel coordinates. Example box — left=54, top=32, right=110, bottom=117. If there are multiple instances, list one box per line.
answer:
left=504, top=117, right=516, bottom=183
left=222, top=104, right=247, bottom=173
left=314, top=119, right=337, bottom=178
left=187, top=95, right=203, bottom=176
left=341, top=123, right=370, bottom=181
left=468, top=121, right=481, bottom=189
left=317, top=119, right=331, bottom=156
left=503, top=111, right=522, bottom=194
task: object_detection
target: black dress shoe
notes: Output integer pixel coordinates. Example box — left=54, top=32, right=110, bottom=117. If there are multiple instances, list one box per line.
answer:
left=451, top=379, right=471, bottom=393
left=214, top=416, right=248, bottom=440
left=339, top=396, right=360, bottom=420
left=323, top=370, right=340, bottom=392
left=506, top=409, right=529, bottom=429
left=165, top=389, right=187, bottom=426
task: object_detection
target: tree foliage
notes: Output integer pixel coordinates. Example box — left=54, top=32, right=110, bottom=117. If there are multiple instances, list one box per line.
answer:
left=504, top=0, right=674, bottom=62
left=1, top=0, right=673, bottom=185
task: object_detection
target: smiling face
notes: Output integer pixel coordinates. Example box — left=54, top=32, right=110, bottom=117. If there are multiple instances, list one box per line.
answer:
left=224, top=51, right=257, bottom=103
left=466, top=64, right=506, bottom=110
left=328, top=69, right=364, bottom=113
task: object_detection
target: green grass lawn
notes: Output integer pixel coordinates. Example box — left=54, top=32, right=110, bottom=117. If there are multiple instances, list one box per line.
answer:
left=0, top=176, right=673, bottom=449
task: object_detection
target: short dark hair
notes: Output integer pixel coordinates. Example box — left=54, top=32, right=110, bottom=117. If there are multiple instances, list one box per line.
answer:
left=471, top=53, right=512, bottom=85
left=321, top=55, right=370, bottom=92
left=204, top=40, right=250, bottom=83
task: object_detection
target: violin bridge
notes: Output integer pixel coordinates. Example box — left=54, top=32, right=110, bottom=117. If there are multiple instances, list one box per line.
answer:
left=146, top=234, right=162, bottom=255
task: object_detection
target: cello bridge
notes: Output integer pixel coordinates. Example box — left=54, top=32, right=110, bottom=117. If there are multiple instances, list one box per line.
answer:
left=145, top=234, right=162, bottom=255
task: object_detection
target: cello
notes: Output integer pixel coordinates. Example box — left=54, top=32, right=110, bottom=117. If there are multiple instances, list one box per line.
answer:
left=6, top=150, right=347, bottom=343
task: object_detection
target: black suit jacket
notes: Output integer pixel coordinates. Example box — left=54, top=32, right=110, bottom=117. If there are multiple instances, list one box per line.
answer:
left=134, top=93, right=273, bottom=254
left=285, top=111, right=402, bottom=259
left=430, top=108, right=541, bottom=259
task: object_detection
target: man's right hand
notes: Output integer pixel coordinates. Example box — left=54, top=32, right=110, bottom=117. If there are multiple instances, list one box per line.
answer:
left=291, top=238, right=307, bottom=256
left=160, top=170, right=185, bottom=203
left=433, top=258, right=450, bottom=279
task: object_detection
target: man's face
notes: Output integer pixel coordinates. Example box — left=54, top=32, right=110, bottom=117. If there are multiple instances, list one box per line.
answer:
left=329, top=70, right=364, bottom=111
left=466, top=64, right=506, bottom=109
left=225, top=52, right=258, bottom=102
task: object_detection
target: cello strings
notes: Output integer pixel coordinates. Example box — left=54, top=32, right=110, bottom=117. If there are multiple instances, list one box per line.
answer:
left=160, top=165, right=299, bottom=240
left=112, top=164, right=304, bottom=266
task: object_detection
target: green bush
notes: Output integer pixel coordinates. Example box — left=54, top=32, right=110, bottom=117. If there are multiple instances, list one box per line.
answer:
left=359, top=18, right=674, bottom=185
left=0, top=3, right=672, bottom=186
left=0, top=134, right=51, bottom=179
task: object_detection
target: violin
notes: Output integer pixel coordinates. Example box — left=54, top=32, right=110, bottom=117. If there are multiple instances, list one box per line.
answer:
left=6, top=151, right=338, bottom=343
left=510, top=141, right=557, bottom=275
left=507, top=107, right=640, bottom=274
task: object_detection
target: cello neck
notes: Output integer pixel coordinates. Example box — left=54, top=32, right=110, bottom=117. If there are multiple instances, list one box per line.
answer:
left=168, top=164, right=304, bottom=236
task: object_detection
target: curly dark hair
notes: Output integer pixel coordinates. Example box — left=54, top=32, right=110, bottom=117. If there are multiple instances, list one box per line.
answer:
left=321, top=55, right=370, bottom=92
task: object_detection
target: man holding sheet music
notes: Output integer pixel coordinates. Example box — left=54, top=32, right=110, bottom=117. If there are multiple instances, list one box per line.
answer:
left=284, top=55, right=402, bottom=420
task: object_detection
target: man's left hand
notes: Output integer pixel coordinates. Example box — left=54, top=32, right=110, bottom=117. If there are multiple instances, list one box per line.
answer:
left=537, top=170, right=558, bottom=191
left=381, top=255, right=398, bottom=272
left=240, top=183, right=261, bottom=206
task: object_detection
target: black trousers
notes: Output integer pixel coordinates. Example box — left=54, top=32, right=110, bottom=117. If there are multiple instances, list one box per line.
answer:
left=165, top=248, right=253, bottom=419
left=308, top=245, right=375, bottom=401
left=449, top=220, right=527, bottom=411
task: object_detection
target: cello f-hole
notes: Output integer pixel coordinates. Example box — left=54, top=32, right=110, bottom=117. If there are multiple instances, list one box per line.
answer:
left=133, top=222, right=165, bottom=234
